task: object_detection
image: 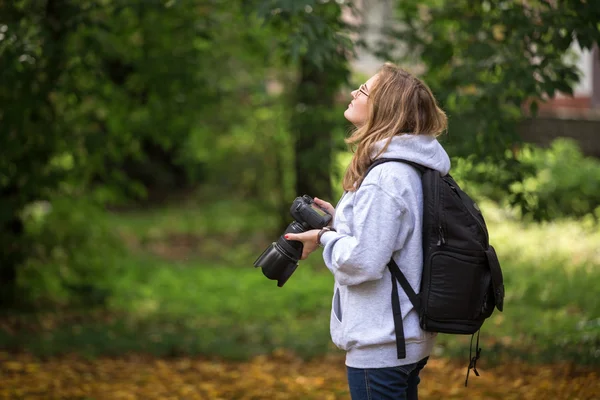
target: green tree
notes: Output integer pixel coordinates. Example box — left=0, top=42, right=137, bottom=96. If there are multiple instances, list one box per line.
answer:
left=0, top=0, right=359, bottom=307
left=253, top=0, right=354, bottom=202
left=392, top=0, right=600, bottom=158
left=386, top=0, right=600, bottom=219
left=0, top=0, right=79, bottom=306
left=0, top=0, right=282, bottom=307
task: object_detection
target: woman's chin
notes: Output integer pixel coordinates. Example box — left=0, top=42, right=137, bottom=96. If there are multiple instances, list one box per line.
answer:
left=343, top=109, right=352, bottom=121
left=344, top=112, right=359, bottom=126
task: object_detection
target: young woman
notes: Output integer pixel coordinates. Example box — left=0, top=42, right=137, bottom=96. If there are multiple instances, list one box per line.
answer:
left=285, top=63, right=450, bottom=400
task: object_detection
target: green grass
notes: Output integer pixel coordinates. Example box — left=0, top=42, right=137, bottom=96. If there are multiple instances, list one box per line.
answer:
left=106, top=198, right=281, bottom=237
left=2, top=198, right=599, bottom=365
left=0, top=255, right=337, bottom=360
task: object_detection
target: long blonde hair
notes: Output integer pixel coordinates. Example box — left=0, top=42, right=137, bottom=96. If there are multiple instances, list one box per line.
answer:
left=342, top=63, right=448, bottom=191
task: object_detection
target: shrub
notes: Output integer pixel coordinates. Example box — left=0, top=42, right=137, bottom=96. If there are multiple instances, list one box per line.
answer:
left=509, top=139, right=600, bottom=222
left=449, top=152, right=526, bottom=203
left=450, top=138, right=600, bottom=223
left=18, top=197, right=126, bottom=308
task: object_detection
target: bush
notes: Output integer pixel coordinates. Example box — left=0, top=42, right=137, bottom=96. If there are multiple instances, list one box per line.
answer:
left=450, top=138, right=600, bottom=223
left=18, top=197, right=126, bottom=308
left=509, top=139, right=600, bottom=222
left=449, top=152, right=526, bottom=203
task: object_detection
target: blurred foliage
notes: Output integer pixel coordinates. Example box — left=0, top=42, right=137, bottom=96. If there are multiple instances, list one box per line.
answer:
left=509, top=138, right=600, bottom=222
left=1, top=0, right=262, bottom=306
left=0, top=0, right=356, bottom=308
left=19, top=197, right=126, bottom=308
left=393, top=0, right=600, bottom=157
left=2, top=0, right=598, bottom=314
left=249, top=0, right=355, bottom=212
left=449, top=154, right=525, bottom=203
left=451, top=138, right=600, bottom=222
left=390, top=0, right=600, bottom=220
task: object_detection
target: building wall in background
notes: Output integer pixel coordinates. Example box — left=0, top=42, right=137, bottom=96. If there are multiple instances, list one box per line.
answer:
left=519, top=113, right=600, bottom=158
left=525, top=44, right=600, bottom=158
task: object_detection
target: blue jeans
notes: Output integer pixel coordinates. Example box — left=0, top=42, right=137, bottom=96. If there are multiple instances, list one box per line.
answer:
left=346, top=357, right=429, bottom=400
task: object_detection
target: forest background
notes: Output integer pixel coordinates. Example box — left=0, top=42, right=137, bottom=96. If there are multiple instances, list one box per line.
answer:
left=1, top=0, right=599, bottom=398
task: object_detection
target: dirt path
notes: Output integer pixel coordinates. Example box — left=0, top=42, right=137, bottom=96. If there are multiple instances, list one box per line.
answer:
left=1, top=351, right=598, bottom=399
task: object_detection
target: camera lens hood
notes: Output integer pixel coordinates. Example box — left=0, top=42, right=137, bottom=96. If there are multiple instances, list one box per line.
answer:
left=254, top=242, right=299, bottom=286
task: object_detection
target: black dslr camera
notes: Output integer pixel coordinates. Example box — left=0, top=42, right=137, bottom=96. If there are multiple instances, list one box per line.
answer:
left=254, top=195, right=332, bottom=287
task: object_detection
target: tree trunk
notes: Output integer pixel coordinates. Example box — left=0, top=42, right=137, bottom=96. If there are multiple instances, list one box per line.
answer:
left=0, top=0, right=71, bottom=308
left=292, top=53, right=347, bottom=202
left=0, top=188, right=24, bottom=308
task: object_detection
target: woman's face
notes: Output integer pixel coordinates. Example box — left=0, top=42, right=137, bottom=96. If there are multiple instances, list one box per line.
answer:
left=344, top=74, right=378, bottom=127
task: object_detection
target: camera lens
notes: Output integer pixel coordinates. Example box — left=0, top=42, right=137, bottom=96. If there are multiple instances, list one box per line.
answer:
left=253, top=221, right=306, bottom=287
left=253, top=194, right=330, bottom=287
left=254, top=243, right=294, bottom=278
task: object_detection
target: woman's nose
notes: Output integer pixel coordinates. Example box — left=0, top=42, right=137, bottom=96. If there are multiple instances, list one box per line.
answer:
left=351, top=89, right=358, bottom=98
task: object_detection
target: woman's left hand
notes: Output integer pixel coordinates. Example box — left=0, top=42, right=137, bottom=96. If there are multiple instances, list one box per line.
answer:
left=285, top=229, right=320, bottom=260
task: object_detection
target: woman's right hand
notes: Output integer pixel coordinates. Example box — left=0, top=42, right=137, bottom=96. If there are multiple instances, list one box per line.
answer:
left=314, top=197, right=335, bottom=223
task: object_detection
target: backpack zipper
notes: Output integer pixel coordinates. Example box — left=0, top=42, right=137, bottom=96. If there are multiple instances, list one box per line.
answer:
left=437, top=225, right=446, bottom=246
left=435, top=174, right=447, bottom=246
left=448, top=183, right=489, bottom=248
left=434, top=173, right=443, bottom=246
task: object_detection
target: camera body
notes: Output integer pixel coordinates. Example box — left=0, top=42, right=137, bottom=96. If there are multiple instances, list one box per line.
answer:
left=254, top=195, right=332, bottom=287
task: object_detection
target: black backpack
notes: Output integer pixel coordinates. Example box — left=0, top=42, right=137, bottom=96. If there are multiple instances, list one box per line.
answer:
left=364, top=158, right=505, bottom=386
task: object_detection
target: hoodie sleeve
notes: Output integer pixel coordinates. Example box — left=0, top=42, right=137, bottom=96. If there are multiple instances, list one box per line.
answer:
left=320, top=183, right=409, bottom=286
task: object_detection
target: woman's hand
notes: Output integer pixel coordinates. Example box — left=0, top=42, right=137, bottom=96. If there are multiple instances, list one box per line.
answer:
left=285, top=229, right=320, bottom=260
left=314, top=197, right=335, bottom=225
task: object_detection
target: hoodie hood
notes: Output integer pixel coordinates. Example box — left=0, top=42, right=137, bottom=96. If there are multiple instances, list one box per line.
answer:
left=371, top=134, right=451, bottom=175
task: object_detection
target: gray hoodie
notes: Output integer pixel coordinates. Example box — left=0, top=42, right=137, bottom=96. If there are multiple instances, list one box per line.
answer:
left=319, top=134, right=451, bottom=368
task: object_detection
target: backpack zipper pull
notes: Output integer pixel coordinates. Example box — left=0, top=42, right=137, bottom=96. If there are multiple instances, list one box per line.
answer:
left=437, top=226, right=446, bottom=246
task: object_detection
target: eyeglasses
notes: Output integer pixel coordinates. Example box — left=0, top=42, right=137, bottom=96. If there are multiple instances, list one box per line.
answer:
left=355, top=83, right=369, bottom=98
